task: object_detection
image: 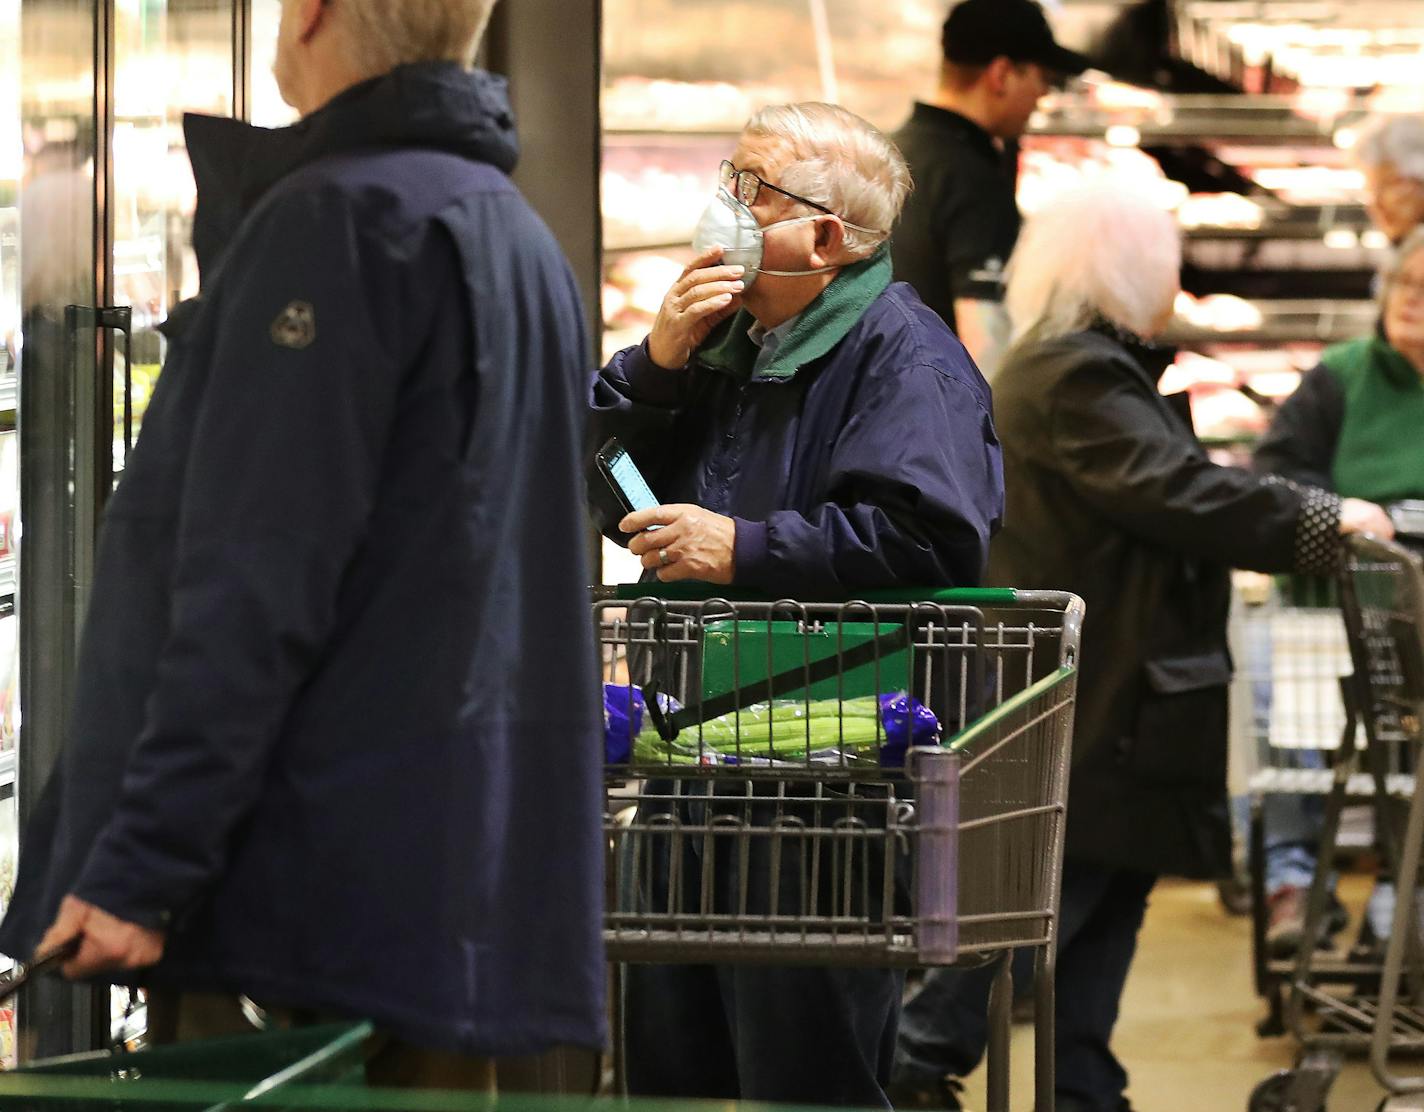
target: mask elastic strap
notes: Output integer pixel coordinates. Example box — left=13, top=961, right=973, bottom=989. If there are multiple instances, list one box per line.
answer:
left=761, top=213, right=886, bottom=237
left=755, top=213, right=885, bottom=277
left=756, top=264, right=842, bottom=277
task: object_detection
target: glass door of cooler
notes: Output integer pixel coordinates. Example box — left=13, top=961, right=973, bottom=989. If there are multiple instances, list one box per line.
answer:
left=4, top=0, right=242, bottom=1063
left=5, top=0, right=104, bottom=1063
left=111, top=0, right=238, bottom=483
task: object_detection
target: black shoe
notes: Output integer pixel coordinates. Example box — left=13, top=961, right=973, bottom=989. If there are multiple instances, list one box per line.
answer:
left=885, top=1074, right=966, bottom=1110
left=1217, top=872, right=1252, bottom=917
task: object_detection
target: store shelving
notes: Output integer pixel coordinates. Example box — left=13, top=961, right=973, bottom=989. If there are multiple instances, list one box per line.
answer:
left=1024, top=89, right=1397, bottom=446
left=1165, top=300, right=1379, bottom=348
left=1028, top=93, right=1387, bottom=148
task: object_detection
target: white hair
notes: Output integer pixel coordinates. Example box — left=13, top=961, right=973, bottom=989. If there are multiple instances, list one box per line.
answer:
left=1380, top=225, right=1424, bottom=304
left=338, top=0, right=497, bottom=77
left=743, top=103, right=912, bottom=258
left=1005, top=181, right=1181, bottom=344
left=1354, top=116, right=1424, bottom=182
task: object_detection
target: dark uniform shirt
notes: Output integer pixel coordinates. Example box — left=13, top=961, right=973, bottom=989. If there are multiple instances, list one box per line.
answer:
left=891, top=102, right=1021, bottom=334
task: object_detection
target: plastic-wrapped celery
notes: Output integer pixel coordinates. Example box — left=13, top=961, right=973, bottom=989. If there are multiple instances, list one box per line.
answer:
left=687, top=698, right=883, bottom=754
left=606, top=684, right=939, bottom=767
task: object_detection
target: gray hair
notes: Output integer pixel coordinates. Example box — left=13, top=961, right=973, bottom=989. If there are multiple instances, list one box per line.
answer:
left=1380, top=224, right=1424, bottom=304
left=743, top=103, right=911, bottom=258
left=1354, top=116, right=1424, bottom=182
left=1005, top=181, right=1181, bottom=344
left=338, top=0, right=497, bottom=76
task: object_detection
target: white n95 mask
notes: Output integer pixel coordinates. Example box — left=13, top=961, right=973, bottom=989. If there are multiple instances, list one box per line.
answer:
left=691, top=188, right=859, bottom=287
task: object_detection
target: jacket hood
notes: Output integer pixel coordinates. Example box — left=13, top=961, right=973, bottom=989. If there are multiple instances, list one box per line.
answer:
left=185, top=63, right=518, bottom=279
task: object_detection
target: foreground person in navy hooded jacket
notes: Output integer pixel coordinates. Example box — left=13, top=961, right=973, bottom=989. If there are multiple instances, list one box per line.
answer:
left=0, top=0, right=605, bottom=1081
left=592, top=103, right=1004, bottom=1107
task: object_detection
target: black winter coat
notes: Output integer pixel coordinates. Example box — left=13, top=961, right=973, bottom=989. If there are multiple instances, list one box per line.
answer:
left=988, top=327, right=1340, bottom=878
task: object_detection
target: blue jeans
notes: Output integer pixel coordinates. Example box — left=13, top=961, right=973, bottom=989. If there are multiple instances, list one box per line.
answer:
left=1235, top=785, right=1326, bottom=894
left=893, top=861, right=1156, bottom=1111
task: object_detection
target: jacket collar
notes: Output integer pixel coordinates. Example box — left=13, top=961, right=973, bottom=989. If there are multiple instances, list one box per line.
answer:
left=1088, top=318, right=1178, bottom=384
left=1373, top=322, right=1424, bottom=389
left=185, top=63, right=519, bottom=280
left=696, top=245, right=894, bottom=383
left=908, top=102, right=1000, bottom=162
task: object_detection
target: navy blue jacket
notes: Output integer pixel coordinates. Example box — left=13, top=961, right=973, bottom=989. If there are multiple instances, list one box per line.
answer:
left=0, top=65, right=606, bottom=1056
left=592, top=284, right=1003, bottom=594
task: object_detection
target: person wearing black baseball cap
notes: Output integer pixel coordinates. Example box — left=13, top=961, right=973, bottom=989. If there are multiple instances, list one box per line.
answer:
left=891, top=0, right=1087, bottom=376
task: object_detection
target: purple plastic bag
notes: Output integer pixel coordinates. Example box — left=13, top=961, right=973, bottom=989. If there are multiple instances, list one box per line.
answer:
left=878, top=692, right=941, bottom=768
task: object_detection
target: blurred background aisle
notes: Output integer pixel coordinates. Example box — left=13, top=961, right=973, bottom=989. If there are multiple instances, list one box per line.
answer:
left=963, top=875, right=1386, bottom=1111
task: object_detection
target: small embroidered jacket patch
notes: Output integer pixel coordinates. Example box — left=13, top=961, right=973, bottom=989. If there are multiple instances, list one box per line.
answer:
left=271, top=301, right=316, bottom=350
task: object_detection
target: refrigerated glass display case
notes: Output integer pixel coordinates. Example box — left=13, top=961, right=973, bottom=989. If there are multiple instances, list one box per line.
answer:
left=111, top=0, right=236, bottom=471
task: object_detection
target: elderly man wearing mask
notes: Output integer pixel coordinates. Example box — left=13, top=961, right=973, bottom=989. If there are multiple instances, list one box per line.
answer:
left=591, top=103, right=1003, bottom=1106
left=889, top=182, right=1392, bottom=1112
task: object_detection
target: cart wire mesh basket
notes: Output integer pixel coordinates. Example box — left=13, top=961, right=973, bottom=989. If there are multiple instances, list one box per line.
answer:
left=597, top=584, right=1083, bottom=1112
left=1227, top=571, right=1401, bottom=1034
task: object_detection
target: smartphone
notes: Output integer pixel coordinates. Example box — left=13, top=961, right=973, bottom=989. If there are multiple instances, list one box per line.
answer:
left=595, top=438, right=662, bottom=528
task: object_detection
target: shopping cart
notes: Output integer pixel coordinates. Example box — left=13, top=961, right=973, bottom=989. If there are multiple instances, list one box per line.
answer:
left=598, top=584, right=1083, bottom=1112
left=1248, top=535, right=1424, bottom=1112
left=1229, top=572, right=1383, bottom=1037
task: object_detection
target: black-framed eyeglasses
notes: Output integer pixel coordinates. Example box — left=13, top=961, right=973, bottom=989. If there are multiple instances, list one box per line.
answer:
left=719, top=160, right=834, bottom=215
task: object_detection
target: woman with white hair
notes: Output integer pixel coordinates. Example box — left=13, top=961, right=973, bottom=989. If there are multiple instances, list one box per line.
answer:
left=1355, top=116, right=1424, bottom=245
left=891, top=183, right=1393, bottom=1112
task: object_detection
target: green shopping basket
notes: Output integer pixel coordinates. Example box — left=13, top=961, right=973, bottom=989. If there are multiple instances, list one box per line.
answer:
left=0, top=1021, right=373, bottom=1110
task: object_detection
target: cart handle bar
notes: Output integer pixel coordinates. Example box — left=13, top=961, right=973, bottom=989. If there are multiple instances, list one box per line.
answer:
left=604, top=583, right=1021, bottom=606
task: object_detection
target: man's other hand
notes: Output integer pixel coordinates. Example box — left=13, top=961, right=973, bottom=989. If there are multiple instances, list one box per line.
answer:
left=37, top=895, right=165, bottom=980
left=647, top=247, right=746, bottom=370
left=623, top=504, right=737, bottom=585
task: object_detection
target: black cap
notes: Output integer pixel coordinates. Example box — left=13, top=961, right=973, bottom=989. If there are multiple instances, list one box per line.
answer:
left=942, top=0, right=1089, bottom=76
